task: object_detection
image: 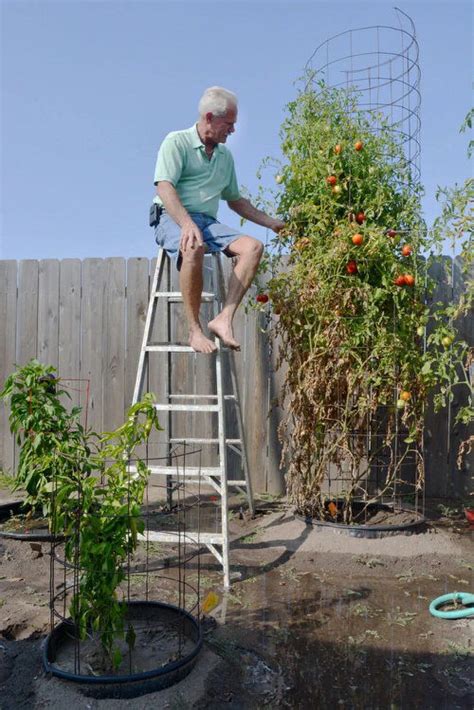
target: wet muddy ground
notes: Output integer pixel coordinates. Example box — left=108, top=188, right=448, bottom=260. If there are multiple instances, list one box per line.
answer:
left=0, top=496, right=473, bottom=709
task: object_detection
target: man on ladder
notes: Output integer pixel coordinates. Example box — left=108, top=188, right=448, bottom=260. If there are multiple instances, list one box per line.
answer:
left=151, top=85, right=285, bottom=353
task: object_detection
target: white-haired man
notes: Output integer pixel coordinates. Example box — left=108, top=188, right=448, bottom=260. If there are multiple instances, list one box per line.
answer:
left=153, top=86, right=284, bottom=353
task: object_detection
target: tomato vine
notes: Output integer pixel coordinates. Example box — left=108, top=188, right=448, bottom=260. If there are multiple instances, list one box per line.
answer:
left=253, top=78, right=472, bottom=520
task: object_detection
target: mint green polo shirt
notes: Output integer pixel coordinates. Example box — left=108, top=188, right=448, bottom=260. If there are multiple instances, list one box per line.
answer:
left=153, top=125, right=241, bottom=219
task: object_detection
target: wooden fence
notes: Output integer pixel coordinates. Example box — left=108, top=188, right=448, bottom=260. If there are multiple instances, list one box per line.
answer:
left=0, top=256, right=472, bottom=498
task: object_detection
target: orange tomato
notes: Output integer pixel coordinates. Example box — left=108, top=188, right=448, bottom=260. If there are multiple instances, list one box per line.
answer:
left=354, top=140, right=363, bottom=151
left=352, top=233, right=363, bottom=246
left=296, top=237, right=310, bottom=250
left=401, top=244, right=413, bottom=256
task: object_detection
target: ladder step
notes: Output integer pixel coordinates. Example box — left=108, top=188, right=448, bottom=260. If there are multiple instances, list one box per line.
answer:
left=154, top=291, right=216, bottom=302
left=169, top=394, right=218, bottom=400
left=145, top=344, right=205, bottom=353
left=128, top=464, right=222, bottom=477
left=154, top=403, right=219, bottom=412
left=140, top=531, right=224, bottom=545
left=169, top=437, right=241, bottom=445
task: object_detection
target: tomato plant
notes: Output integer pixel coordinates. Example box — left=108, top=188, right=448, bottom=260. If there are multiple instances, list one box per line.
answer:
left=252, top=78, right=472, bottom=520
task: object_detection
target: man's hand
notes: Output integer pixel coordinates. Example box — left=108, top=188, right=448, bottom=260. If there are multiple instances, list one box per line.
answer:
left=227, top=197, right=285, bottom=234
left=180, top=219, right=204, bottom=252
left=269, top=218, right=286, bottom=234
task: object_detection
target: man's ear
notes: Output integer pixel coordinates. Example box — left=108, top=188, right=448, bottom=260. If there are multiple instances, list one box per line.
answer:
left=205, top=112, right=214, bottom=123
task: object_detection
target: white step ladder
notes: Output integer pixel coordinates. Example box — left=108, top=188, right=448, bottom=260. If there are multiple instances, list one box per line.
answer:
left=132, top=248, right=254, bottom=588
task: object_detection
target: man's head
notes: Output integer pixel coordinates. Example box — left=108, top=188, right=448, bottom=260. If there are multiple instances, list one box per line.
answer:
left=197, top=86, right=238, bottom=145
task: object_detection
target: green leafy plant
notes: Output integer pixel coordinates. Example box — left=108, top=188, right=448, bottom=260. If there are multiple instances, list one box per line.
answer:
left=0, top=360, right=91, bottom=516
left=253, top=76, right=472, bottom=520
left=53, top=394, right=162, bottom=671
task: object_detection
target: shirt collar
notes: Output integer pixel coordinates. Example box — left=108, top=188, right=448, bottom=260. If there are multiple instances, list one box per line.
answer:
left=190, top=124, right=223, bottom=152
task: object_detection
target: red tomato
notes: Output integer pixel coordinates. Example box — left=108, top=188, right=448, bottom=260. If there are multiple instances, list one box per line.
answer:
left=354, top=140, right=363, bottom=151
left=394, top=275, right=406, bottom=286
left=326, top=175, right=337, bottom=186
left=401, top=244, right=413, bottom=256
left=386, top=229, right=397, bottom=238
left=352, top=233, right=363, bottom=246
left=355, top=212, right=366, bottom=224
left=404, top=274, right=415, bottom=286
left=346, top=260, right=358, bottom=275
left=256, top=293, right=269, bottom=303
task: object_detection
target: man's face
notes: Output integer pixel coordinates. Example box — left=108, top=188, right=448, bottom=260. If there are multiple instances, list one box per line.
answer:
left=207, top=106, right=237, bottom=144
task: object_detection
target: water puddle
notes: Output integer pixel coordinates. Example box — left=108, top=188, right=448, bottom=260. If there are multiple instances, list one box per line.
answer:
left=205, top=558, right=474, bottom=708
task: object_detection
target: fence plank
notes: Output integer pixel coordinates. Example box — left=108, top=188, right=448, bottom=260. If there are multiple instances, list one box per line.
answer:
left=450, top=255, right=473, bottom=497
left=37, top=260, right=60, bottom=369
left=0, top=261, right=18, bottom=473
left=81, top=259, right=105, bottom=435
left=125, top=257, right=150, bottom=410
left=103, top=258, right=126, bottom=431
left=424, top=256, right=453, bottom=498
left=16, top=260, right=39, bottom=365
left=58, top=260, right=82, bottom=410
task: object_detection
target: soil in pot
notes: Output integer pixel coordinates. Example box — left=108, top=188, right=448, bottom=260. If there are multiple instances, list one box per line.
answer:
left=0, top=501, right=55, bottom=541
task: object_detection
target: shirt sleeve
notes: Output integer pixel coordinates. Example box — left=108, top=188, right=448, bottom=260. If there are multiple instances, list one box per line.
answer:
left=153, top=134, right=186, bottom=186
left=221, top=154, right=241, bottom=201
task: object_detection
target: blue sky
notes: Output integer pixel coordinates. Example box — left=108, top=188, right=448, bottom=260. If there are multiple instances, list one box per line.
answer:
left=1, top=0, right=472, bottom=261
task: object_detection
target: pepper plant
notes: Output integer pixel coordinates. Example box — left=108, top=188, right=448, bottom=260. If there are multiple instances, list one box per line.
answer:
left=52, top=394, right=162, bottom=671
left=0, top=360, right=90, bottom=517
left=253, top=77, right=472, bottom=520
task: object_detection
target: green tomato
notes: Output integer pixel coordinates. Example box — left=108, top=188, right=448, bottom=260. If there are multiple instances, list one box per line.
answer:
left=416, top=326, right=424, bottom=337
left=397, top=399, right=406, bottom=410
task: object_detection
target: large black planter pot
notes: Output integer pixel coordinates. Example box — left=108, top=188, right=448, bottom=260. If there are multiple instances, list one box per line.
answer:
left=296, top=501, right=427, bottom=538
left=43, top=601, right=203, bottom=699
left=0, top=500, right=61, bottom=542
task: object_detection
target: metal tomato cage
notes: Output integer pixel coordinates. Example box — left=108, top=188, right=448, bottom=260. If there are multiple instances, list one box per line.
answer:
left=302, top=8, right=425, bottom=528
left=44, top=443, right=206, bottom=698
left=305, top=6, right=421, bottom=187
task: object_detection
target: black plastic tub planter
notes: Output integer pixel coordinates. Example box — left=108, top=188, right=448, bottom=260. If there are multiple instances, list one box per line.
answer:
left=43, top=600, right=203, bottom=699
left=0, top=500, right=61, bottom=543
left=296, top=501, right=427, bottom=539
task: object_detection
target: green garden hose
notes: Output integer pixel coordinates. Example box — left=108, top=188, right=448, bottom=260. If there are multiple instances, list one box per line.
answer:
left=429, top=592, right=474, bottom=619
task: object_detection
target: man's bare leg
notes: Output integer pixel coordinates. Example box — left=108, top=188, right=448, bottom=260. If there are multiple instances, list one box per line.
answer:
left=180, top=245, right=217, bottom=353
left=208, top=236, right=264, bottom=351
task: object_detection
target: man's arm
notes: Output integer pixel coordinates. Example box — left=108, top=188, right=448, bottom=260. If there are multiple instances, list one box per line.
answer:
left=227, top=197, right=285, bottom=233
left=157, top=181, right=203, bottom=250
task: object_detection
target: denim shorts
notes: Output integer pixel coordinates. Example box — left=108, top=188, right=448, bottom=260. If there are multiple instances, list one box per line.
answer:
left=154, top=212, right=244, bottom=269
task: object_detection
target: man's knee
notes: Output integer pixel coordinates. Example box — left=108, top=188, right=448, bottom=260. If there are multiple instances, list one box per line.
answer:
left=228, top=236, right=264, bottom=262
left=180, top=244, right=205, bottom=265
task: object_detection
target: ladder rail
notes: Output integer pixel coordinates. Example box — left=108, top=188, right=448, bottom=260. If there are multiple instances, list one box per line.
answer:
left=216, top=257, right=255, bottom=517
left=132, top=249, right=166, bottom=404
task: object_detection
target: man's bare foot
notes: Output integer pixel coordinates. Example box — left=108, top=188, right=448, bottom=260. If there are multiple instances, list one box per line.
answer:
left=208, top=317, right=240, bottom=351
left=189, top=328, right=217, bottom=354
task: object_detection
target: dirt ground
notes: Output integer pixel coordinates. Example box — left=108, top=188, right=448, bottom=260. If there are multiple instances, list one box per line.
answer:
left=0, top=493, right=473, bottom=709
